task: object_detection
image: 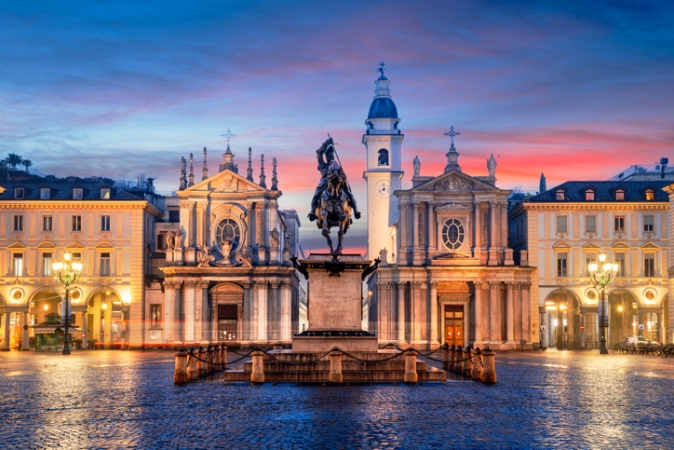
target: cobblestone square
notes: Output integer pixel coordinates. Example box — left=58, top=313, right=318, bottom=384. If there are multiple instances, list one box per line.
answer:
left=1, top=350, right=673, bottom=449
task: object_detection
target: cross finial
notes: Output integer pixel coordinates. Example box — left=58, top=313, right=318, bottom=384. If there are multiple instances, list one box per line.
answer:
left=444, top=126, right=461, bottom=148
left=221, top=128, right=236, bottom=146
left=378, top=61, right=386, bottom=76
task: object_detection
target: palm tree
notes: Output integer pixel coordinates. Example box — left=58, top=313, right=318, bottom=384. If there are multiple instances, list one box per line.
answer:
left=4, top=153, right=23, bottom=169
left=22, top=159, right=32, bottom=174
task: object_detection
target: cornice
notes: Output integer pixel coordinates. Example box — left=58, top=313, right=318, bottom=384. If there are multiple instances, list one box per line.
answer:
left=0, top=200, right=163, bottom=216
left=523, top=202, right=667, bottom=211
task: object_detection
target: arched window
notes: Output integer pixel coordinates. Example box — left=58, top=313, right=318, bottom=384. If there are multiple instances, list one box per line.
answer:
left=378, top=149, right=389, bottom=166
left=215, top=219, right=241, bottom=252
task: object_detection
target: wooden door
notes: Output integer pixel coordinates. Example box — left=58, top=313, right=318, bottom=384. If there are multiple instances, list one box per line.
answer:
left=444, top=305, right=464, bottom=347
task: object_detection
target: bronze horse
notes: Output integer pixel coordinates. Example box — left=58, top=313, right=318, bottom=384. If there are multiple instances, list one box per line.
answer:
left=313, top=161, right=352, bottom=255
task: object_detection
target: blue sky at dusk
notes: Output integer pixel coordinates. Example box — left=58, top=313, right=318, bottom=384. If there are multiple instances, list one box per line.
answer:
left=2, top=0, right=673, bottom=252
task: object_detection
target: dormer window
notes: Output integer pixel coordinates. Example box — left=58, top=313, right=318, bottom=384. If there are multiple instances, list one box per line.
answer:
left=585, top=189, right=595, bottom=201
left=645, top=189, right=655, bottom=201
left=73, top=188, right=83, bottom=200
left=555, top=190, right=565, bottom=201
left=615, top=189, right=625, bottom=201
left=40, top=188, right=50, bottom=200
left=100, top=188, right=111, bottom=200
left=14, top=187, right=24, bottom=199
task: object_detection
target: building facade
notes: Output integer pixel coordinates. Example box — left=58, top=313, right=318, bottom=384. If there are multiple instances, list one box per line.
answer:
left=510, top=181, right=671, bottom=349
left=364, top=72, right=536, bottom=350
left=0, top=177, right=162, bottom=350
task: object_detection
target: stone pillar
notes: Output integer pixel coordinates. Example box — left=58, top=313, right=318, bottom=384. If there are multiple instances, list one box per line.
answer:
left=242, top=282, right=253, bottom=341
left=81, top=312, right=89, bottom=349
left=429, top=204, right=437, bottom=250
left=489, top=201, right=497, bottom=247
left=196, top=201, right=206, bottom=248
left=328, top=350, right=343, bottom=384
left=175, top=282, right=184, bottom=342
left=412, top=203, right=419, bottom=248
left=280, top=282, right=292, bottom=342
left=474, top=201, right=483, bottom=249
left=1, top=312, right=9, bottom=351
left=163, top=281, right=176, bottom=342
left=200, top=281, right=210, bottom=341
left=471, top=348, right=483, bottom=381
left=269, top=282, right=280, bottom=340
left=521, top=282, right=531, bottom=345
left=489, top=282, right=502, bottom=343
left=397, top=283, right=406, bottom=343
left=448, top=345, right=455, bottom=372
left=251, top=350, right=265, bottom=384
left=463, top=347, right=472, bottom=377
left=506, top=282, right=515, bottom=345
left=22, top=312, right=29, bottom=351
left=174, top=350, right=189, bottom=384
left=429, top=282, right=439, bottom=347
left=403, top=351, right=418, bottom=383
left=412, top=281, right=422, bottom=343
left=257, top=203, right=267, bottom=264
left=197, top=347, right=207, bottom=377
left=474, top=281, right=484, bottom=343
left=482, top=349, right=497, bottom=384
left=500, top=201, right=508, bottom=248
left=184, top=281, right=197, bottom=342
left=187, top=349, right=199, bottom=381
left=257, top=282, right=267, bottom=342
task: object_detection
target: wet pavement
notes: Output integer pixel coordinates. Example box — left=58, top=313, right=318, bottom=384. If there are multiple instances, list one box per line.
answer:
left=1, top=349, right=673, bottom=449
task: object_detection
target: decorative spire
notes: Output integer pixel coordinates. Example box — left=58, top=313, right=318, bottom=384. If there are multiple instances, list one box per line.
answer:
left=188, top=153, right=195, bottom=186
left=539, top=173, right=547, bottom=194
left=259, top=154, right=266, bottom=188
left=271, top=157, right=278, bottom=190
left=179, top=156, right=187, bottom=190
left=443, top=126, right=461, bottom=173
left=219, top=144, right=238, bottom=173
left=202, top=147, right=208, bottom=181
left=247, top=147, right=254, bottom=181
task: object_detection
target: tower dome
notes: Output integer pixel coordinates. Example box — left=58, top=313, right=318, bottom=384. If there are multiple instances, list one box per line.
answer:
left=367, top=74, right=399, bottom=119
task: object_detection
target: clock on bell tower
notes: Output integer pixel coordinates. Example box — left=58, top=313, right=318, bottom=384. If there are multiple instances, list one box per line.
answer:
left=362, top=63, right=404, bottom=263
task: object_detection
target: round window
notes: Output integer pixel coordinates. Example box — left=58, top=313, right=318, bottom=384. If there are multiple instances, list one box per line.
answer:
left=442, top=219, right=465, bottom=250
left=215, top=218, right=241, bottom=252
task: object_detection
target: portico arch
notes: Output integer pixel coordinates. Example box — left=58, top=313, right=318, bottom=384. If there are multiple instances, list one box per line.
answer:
left=607, top=289, right=639, bottom=348
left=86, top=287, right=125, bottom=349
left=28, top=288, right=64, bottom=351
left=543, top=289, right=581, bottom=350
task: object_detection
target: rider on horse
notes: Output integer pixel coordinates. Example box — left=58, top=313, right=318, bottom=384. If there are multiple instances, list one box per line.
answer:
left=308, top=137, right=361, bottom=222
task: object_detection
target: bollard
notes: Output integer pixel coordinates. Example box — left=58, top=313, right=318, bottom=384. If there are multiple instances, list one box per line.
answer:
left=174, top=350, right=189, bottom=384
left=463, top=346, right=472, bottom=378
left=188, top=348, right=199, bottom=381
left=442, top=344, right=450, bottom=371
left=448, top=345, right=456, bottom=373
left=207, top=346, right=215, bottom=374
left=481, top=349, right=497, bottom=384
left=222, top=345, right=228, bottom=371
left=251, top=350, right=265, bottom=384
left=403, top=351, right=418, bottom=384
left=197, top=347, right=207, bottom=377
left=455, top=346, right=463, bottom=375
left=213, top=345, right=221, bottom=372
left=471, top=348, right=483, bottom=381
left=328, top=350, right=343, bottom=384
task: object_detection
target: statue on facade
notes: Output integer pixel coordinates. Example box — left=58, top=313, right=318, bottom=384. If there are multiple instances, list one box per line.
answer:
left=197, top=246, right=214, bottom=267
left=214, top=239, right=233, bottom=266
left=487, top=154, right=498, bottom=177
left=413, top=155, right=421, bottom=176
left=269, top=229, right=280, bottom=247
left=308, top=136, right=361, bottom=255
left=167, top=230, right=182, bottom=249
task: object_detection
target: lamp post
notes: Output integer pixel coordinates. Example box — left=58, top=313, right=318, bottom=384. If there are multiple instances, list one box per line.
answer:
left=588, top=253, right=618, bottom=355
left=52, top=252, right=82, bottom=355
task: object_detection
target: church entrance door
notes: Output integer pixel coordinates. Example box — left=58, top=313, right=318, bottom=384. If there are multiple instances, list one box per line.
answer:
left=217, top=304, right=238, bottom=341
left=444, top=305, right=464, bottom=347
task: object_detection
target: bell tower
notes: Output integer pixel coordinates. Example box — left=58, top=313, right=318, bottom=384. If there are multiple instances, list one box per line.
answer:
left=362, top=63, right=404, bottom=263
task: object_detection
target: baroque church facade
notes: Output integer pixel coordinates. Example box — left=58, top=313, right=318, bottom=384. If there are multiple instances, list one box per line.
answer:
left=363, top=71, right=537, bottom=350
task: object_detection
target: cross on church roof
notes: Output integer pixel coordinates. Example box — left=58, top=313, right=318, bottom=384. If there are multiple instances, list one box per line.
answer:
left=444, top=126, right=461, bottom=147
left=378, top=61, right=386, bottom=77
left=221, top=128, right=236, bottom=146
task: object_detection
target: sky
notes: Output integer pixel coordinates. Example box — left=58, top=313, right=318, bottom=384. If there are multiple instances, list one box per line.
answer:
left=1, top=0, right=674, bottom=253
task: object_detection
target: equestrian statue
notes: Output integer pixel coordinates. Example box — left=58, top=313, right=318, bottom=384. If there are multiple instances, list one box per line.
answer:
left=308, top=136, right=361, bottom=255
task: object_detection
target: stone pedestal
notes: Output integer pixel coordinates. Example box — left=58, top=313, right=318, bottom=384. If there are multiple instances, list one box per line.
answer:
left=292, top=254, right=378, bottom=353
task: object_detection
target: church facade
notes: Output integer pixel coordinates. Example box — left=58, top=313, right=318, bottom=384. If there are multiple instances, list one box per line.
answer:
left=363, top=71, right=537, bottom=350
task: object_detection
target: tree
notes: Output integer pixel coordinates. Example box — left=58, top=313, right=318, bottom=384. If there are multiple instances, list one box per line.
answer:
left=4, top=153, right=23, bottom=169
left=22, top=159, right=32, bottom=173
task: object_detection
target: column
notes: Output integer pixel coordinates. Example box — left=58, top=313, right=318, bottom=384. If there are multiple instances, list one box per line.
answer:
left=506, top=282, right=515, bottom=344
left=184, top=281, right=196, bottom=342
left=513, top=283, right=522, bottom=342
left=521, top=282, right=531, bottom=344
left=429, top=204, right=437, bottom=250
left=82, top=312, right=89, bottom=349
left=2, top=312, right=9, bottom=351
left=473, top=281, right=485, bottom=343
left=269, top=282, right=280, bottom=340
left=257, top=282, right=267, bottom=342
left=429, top=282, right=439, bottom=346
left=412, top=281, right=422, bottom=343
left=163, top=281, right=176, bottom=341
left=200, top=281, right=210, bottom=341
left=22, top=312, right=29, bottom=351
left=489, top=201, right=497, bottom=248
left=242, top=282, right=253, bottom=341
left=397, top=282, right=406, bottom=343
left=474, top=202, right=483, bottom=248
left=489, top=282, right=502, bottom=343
left=500, top=201, right=508, bottom=248
left=280, top=281, right=292, bottom=342
left=412, top=203, right=419, bottom=249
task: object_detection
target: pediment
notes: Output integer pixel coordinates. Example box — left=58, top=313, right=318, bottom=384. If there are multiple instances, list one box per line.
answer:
left=611, top=241, right=630, bottom=249
left=640, top=241, right=660, bottom=250
left=434, top=203, right=473, bottom=211
left=412, top=170, right=497, bottom=193
left=8, top=241, right=27, bottom=249
left=37, top=240, right=57, bottom=249
left=552, top=241, right=571, bottom=249
left=96, top=240, right=114, bottom=249
left=67, top=241, right=86, bottom=249
left=182, top=169, right=267, bottom=194
left=581, top=242, right=601, bottom=250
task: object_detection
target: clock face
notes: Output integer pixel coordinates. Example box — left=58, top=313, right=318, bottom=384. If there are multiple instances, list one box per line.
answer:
left=376, top=180, right=391, bottom=197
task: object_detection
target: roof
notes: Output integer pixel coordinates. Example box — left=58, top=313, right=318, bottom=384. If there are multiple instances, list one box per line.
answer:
left=367, top=97, right=398, bottom=119
left=528, top=180, right=670, bottom=203
left=0, top=181, right=145, bottom=201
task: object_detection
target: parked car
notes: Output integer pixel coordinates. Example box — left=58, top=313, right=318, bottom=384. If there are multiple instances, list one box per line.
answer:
left=623, top=336, right=658, bottom=345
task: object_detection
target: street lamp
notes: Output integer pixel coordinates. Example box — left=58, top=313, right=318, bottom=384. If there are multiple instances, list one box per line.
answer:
left=52, top=252, right=83, bottom=355
left=588, top=252, right=618, bottom=354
